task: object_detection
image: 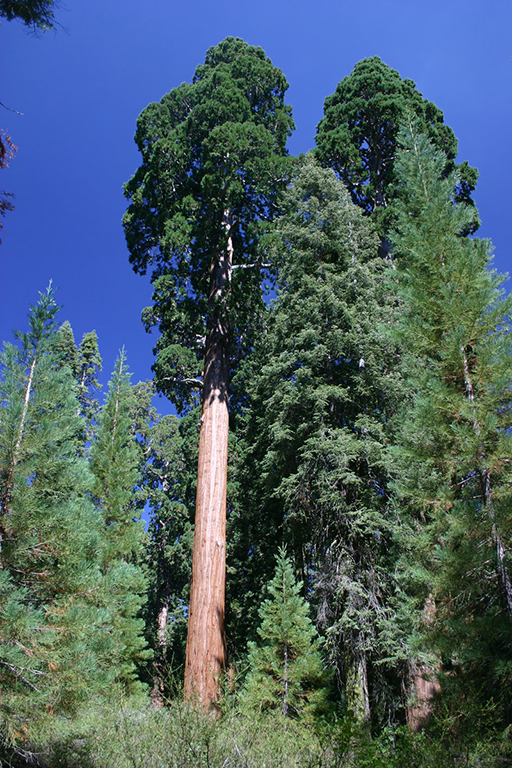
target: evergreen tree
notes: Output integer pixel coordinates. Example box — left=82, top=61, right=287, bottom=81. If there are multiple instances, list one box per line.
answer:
left=53, top=323, right=102, bottom=450
left=231, top=161, right=407, bottom=725
left=89, top=351, right=150, bottom=693
left=0, top=288, right=114, bottom=744
left=315, top=57, right=478, bottom=242
left=128, top=380, right=196, bottom=702
left=124, top=37, right=294, bottom=706
left=390, top=122, right=512, bottom=738
left=53, top=320, right=80, bottom=378
left=242, top=547, right=329, bottom=721
left=77, top=330, right=102, bottom=443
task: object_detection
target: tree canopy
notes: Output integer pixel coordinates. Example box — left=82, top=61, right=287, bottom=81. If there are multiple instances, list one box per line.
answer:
left=315, top=56, right=479, bottom=239
left=123, top=35, right=294, bottom=412
left=0, top=0, right=58, bottom=30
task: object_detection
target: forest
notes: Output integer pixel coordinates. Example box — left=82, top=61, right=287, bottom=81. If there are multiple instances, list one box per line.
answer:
left=1, top=30, right=512, bottom=768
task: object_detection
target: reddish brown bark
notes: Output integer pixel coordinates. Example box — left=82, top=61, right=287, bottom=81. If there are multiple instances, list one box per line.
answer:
left=406, top=600, right=440, bottom=731
left=406, top=661, right=441, bottom=731
left=184, top=214, right=233, bottom=709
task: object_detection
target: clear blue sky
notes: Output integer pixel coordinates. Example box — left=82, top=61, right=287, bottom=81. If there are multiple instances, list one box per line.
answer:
left=2, top=0, right=512, bottom=407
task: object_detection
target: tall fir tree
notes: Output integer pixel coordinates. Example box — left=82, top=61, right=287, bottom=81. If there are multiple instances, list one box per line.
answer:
left=89, top=351, right=150, bottom=693
left=390, top=122, right=512, bottom=741
left=231, top=161, right=407, bottom=725
left=76, top=330, right=102, bottom=444
left=53, top=320, right=80, bottom=378
left=0, top=288, right=115, bottom=746
left=53, top=322, right=102, bottom=451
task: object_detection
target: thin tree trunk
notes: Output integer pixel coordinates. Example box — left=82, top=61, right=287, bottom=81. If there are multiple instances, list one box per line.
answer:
left=0, top=350, right=37, bottom=551
left=184, top=211, right=233, bottom=709
left=151, top=598, right=169, bottom=708
left=282, top=642, right=289, bottom=717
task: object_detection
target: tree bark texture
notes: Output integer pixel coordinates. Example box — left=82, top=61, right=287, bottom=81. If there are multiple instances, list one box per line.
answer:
left=347, top=650, right=370, bottom=724
left=151, top=598, right=169, bottom=708
left=184, top=215, right=233, bottom=708
left=406, top=661, right=441, bottom=731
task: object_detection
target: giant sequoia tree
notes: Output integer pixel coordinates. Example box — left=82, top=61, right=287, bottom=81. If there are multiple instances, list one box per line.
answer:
left=315, top=57, right=478, bottom=240
left=123, top=37, right=294, bottom=707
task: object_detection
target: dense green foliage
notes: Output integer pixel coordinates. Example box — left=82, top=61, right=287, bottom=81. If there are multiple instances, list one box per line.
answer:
left=230, top=160, right=407, bottom=726
left=123, top=36, right=294, bottom=413
left=242, top=547, right=330, bottom=720
left=89, top=352, right=151, bottom=692
left=1, top=42, right=511, bottom=766
left=0, top=290, right=114, bottom=742
left=389, top=121, right=512, bottom=751
left=315, top=57, right=479, bottom=240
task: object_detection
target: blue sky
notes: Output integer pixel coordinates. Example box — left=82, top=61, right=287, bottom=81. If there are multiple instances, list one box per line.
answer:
left=1, top=0, right=512, bottom=407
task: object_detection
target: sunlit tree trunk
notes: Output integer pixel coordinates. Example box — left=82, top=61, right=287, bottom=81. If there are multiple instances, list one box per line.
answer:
left=184, top=214, right=233, bottom=708
left=151, top=598, right=169, bottom=708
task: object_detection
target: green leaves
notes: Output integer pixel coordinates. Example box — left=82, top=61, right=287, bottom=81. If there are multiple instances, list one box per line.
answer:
left=230, top=160, right=406, bottom=724
left=0, top=291, right=114, bottom=739
left=0, top=0, right=57, bottom=28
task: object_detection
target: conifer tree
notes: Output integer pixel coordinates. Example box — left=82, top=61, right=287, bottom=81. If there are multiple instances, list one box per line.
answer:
left=315, top=57, right=478, bottom=242
left=124, top=37, right=294, bottom=706
left=390, top=122, right=512, bottom=735
left=242, top=547, right=329, bottom=721
left=77, top=330, right=102, bottom=442
left=0, top=288, right=114, bottom=744
left=53, top=320, right=80, bottom=378
left=127, top=380, right=195, bottom=702
left=232, top=161, right=407, bottom=724
left=54, top=323, right=102, bottom=449
left=90, top=351, right=150, bottom=692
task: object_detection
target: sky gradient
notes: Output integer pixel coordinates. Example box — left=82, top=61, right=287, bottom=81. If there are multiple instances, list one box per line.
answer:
left=2, top=0, right=511, bottom=407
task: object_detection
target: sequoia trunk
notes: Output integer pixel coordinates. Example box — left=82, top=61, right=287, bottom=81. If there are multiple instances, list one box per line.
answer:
left=184, top=214, right=233, bottom=708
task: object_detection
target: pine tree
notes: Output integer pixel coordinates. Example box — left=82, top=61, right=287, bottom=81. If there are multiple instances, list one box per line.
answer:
left=0, top=288, right=114, bottom=744
left=390, top=121, right=512, bottom=737
left=89, top=351, right=150, bottom=693
left=231, top=160, right=407, bottom=725
left=242, top=547, right=329, bottom=721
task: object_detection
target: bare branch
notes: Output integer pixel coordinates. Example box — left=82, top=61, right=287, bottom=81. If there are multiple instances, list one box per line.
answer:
left=160, top=377, right=203, bottom=390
